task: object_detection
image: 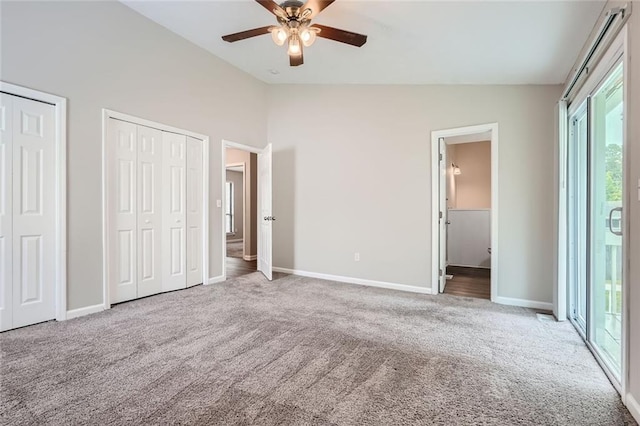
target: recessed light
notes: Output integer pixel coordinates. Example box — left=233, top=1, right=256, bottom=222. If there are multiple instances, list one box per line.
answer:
left=268, top=69, right=280, bottom=75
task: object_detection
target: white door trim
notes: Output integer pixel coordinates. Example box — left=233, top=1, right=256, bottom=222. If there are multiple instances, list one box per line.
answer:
left=221, top=140, right=262, bottom=282
left=430, top=122, right=499, bottom=300
left=0, top=81, right=67, bottom=322
left=102, top=109, right=209, bottom=309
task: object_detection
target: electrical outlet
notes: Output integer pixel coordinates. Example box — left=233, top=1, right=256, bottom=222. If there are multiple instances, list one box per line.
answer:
left=354, top=252, right=360, bottom=262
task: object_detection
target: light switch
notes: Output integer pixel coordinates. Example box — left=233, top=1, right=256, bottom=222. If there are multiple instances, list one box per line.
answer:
left=216, top=199, right=222, bottom=208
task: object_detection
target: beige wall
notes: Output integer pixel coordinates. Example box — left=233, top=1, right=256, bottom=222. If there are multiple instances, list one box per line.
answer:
left=453, top=141, right=491, bottom=209
left=446, top=144, right=457, bottom=209
left=268, top=84, right=561, bottom=304
left=0, top=1, right=267, bottom=309
left=226, top=148, right=257, bottom=257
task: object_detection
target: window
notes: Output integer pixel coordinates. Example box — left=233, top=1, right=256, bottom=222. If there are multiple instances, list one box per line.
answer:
left=225, top=181, right=234, bottom=234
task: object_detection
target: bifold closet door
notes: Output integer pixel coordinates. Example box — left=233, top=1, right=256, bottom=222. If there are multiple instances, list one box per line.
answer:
left=136, top=126, right=163, bottom=298
left=0, top=94, right=13, bottom=330
left=162, top=132, right=187, bottom=292
left=108, top=119, right=138, bottom=304
left=0, top=93, right=56, bottom=331
left=186, top=136, right=203, bottom=287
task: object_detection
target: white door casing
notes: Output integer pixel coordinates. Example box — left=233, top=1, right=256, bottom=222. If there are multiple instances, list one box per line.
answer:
left=186, top=136, right=203, bottom=287
left=438, top=137, right=447, bottom=293
left=162, top=132, right=187, bottom=292
left=0, top=94, right=14, bottom=330
left=7, top=95, right=57, bottom=328
left=258, top=143, right=273, bottom=281
left=431, top=123, right=498, bottom=299
left=136, top=125, right=163, bottom=298
left=108, top=119, right=138, bottom=304
left=104, top=111, right=208, bottom=305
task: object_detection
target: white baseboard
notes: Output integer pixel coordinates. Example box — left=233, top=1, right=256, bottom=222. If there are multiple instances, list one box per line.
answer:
left=494, top=296, right=553, bottom=311
left=626, top=392, right=640, bottom=423
left=272, top=267, right=432, bottom=295
left=206, top=275, right=225, bottom=285
left=66, top=304, right=104, bottom=320
left=226, top=238, right=243, bottom=243
left=243, top=255, right=257, bottom=261
left=448, top=264, right=491, bottom=270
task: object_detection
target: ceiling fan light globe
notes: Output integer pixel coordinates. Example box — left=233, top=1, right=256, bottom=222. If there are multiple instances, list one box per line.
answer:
left=288, top=36, right=301, bottom=55
left=300, top=28, right=316, bottom=47
left=270, top=26, right=288, bottom=46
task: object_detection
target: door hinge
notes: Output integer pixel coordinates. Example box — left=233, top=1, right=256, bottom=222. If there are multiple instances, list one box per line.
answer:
left=439, top=153, right=443, bottom=161
left=439, top=211, right=443, bottom=219
left=439, top=268, right=443, bottom=276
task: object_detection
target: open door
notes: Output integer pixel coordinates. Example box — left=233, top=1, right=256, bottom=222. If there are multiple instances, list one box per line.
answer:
left=438, top=137, right=447, bottom=293
left=257, top=143, right=273, bottom=280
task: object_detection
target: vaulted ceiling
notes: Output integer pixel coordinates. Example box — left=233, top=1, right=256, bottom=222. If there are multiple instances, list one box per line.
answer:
left=123, top=0, right=605, bottom=85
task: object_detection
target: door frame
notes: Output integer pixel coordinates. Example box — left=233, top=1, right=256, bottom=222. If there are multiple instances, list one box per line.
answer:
left=221, top=140, right=262, bottom=281
left=562, top=25, right=628, bottom=398
left=430, top=122, right=499, bottom=299
left=101, top=109, right=210, bottom=309
left=0, top=81, right=67, bottom=322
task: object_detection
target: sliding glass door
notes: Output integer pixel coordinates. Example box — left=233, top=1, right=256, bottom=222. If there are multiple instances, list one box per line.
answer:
left=590, top=63, right=624, bottom=377
left=568, top=60, right=625, bottom=385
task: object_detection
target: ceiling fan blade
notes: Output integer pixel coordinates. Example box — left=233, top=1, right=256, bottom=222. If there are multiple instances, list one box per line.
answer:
left=290, top=47, right=304, bottom=67
left=222, top=26, right=271, bottom=43
left=301, top=0, right=335, bottom=19
left=313, top=24, right=367, bottom=47
left=255, top=0, right=287, bottom=19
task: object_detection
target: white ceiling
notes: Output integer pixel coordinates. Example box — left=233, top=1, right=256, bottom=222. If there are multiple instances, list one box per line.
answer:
left=122, top=0, right=605, bottom=85
left=445, top=131, right=492, bottom=145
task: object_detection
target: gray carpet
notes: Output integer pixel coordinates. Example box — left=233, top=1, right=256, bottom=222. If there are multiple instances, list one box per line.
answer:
left=0, top=273, right=635, bottom=425
left=227, top=241, right=243, bottom=259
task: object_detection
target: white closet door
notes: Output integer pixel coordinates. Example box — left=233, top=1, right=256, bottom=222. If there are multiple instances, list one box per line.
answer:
left=11, top=96, right=56, bottom=328
left=0, top=94, right=14, bottom=331
left=186, top=136, right=203, bottom=287
left=108, top=119, right=138, bottom=303
left=137, top=125, right=163, bottom=298
left=162, top=132, right=186, bottom=292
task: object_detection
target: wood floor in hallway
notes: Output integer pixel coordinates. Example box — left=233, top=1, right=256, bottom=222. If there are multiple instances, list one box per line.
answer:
left=444, top=266, right=491, bottom=300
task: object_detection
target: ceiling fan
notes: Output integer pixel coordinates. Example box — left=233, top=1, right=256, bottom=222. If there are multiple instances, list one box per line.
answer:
left=221, top=0, right=368, bottom=67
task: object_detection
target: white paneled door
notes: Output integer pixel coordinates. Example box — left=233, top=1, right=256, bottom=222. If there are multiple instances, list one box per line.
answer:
left=162, top=132, right=187, bottom=292
left=186, top=136, right=203, bottom=287
left=108, top=119, right=138, bottom=303
left=258, top=143, right=273, bottom=281
left=0, top=93, right=56, bottom=331
left=136, top=125, right=163, bottom=298
left=107, top=117, right=205, bottom=304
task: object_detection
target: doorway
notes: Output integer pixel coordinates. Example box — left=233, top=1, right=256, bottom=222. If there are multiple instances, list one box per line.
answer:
left=431, top=123, right=498, bottom=300
left=225, top=154, right=257, bottom=279
left=102, top=110, right=210, bottom=307
left=222, top=141, right=273, bottom=281
left=565, top=30, right=627, bottom=391
left=0, top=82, right=67, bottom=331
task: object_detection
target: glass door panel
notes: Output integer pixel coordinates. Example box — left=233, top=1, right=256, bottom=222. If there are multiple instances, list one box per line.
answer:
left=568, top=103, right=588, bottom=333
left=590, top=62, right=624, bottom=377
